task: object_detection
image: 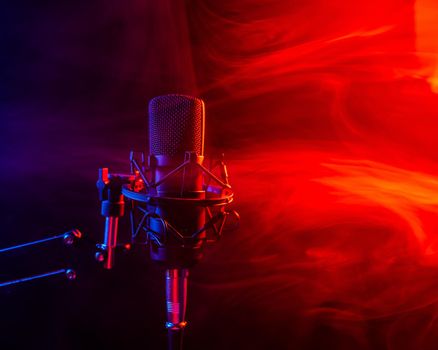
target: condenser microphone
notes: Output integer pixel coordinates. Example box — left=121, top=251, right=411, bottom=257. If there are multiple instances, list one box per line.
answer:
left=147, top=95, right=207, bottom=268
left=148, top=95, right=207, bottom=349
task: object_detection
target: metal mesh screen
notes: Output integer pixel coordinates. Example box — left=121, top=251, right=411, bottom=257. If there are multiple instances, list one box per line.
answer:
left=148, top=95, right=205, bottom=156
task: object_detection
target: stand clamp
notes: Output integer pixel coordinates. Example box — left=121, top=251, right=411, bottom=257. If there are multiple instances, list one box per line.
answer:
left=96, top=168, right=133, bottom=269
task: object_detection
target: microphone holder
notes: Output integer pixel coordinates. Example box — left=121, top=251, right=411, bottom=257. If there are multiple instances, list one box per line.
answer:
left=96, top=150, right=239, bottom=350
left=124, top=151, right=236, bottom=245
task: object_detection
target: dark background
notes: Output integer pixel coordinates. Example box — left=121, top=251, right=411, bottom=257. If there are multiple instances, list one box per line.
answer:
left=3, top=1, right=438, bottom=349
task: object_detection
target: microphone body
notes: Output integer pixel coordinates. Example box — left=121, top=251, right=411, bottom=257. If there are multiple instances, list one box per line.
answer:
left=147, top=95, right=207, bottom=269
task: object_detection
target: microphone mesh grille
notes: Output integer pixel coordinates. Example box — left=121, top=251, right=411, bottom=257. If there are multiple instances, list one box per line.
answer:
left=149, top=95, right=205, bottom=156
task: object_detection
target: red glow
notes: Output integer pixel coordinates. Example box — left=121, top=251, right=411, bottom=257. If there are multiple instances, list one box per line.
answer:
left=186, top=1, right=438, bottom=348
left=318, top=159, right=438, bottom=245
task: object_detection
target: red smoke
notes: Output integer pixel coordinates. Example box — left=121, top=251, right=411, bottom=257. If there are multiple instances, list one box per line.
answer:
left=184, top=1, right=438, bottom=349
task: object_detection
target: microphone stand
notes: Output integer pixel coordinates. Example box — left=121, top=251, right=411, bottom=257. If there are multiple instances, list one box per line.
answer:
left=0, top=229, right=81, bottom=288
left=166, top=268, right=188, bottom=350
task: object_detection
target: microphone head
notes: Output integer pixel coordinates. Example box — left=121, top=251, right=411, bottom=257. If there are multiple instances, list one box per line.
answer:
left=149, top=94, right=205, bottom=157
